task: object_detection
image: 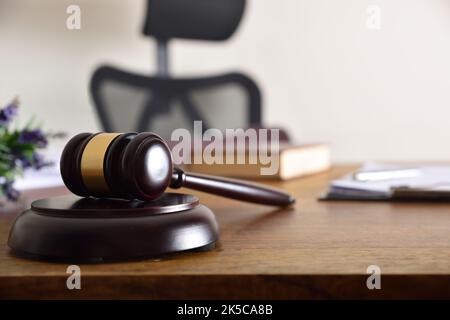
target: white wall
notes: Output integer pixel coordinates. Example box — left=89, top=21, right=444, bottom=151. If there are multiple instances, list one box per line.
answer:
left=1, top=0, right=450, bottom=162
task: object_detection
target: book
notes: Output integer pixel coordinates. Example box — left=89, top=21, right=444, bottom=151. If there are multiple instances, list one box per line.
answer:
left=183, top=143, right=331, bottom=180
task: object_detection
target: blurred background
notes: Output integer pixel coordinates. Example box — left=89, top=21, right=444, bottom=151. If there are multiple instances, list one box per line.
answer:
left=1, top=0, right=450, bottom=162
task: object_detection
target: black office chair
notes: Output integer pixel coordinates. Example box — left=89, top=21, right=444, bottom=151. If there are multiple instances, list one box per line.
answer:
left=90, top=0, right=262, bottom=141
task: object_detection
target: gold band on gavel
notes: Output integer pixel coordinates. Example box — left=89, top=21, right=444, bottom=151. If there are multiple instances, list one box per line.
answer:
left=81, top=133, right=121, bottom=195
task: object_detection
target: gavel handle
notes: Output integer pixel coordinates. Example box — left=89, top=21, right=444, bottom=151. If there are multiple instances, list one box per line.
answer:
left=170, top=168, right=295, bottom=207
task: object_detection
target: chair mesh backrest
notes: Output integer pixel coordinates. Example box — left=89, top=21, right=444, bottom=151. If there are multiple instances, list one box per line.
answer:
left=90, top=66, right=261, bottom=141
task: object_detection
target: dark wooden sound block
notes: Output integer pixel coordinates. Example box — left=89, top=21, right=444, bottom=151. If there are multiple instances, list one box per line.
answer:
left=8, top=193, right=219, bottom=263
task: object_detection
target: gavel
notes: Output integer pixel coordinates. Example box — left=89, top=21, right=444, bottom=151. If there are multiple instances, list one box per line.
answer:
left=60, top=132, right=295, bottom=206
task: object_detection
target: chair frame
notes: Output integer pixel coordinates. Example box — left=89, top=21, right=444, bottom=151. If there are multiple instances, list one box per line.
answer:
left=90, top=65, right=262, bottom=132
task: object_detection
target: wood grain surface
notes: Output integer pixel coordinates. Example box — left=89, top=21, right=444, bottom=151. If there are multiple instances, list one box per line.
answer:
left=1, top=166, right=450, bottom=299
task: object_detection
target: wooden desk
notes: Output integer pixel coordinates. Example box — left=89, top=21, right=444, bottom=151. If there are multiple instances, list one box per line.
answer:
left=1, top=165, right=450, bottom=299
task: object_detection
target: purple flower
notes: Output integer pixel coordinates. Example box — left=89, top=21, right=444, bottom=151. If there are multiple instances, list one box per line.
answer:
left=16, top=152, right=50, bottom=170
left=0, top=103, right=18, bottom=125
left=16, top=155, right=32, bottom=169
left=1, top=180, right=20, bottom=201
left=31, top=153, right=49, bottom=170
left=19, top=129, right=48, bottom=148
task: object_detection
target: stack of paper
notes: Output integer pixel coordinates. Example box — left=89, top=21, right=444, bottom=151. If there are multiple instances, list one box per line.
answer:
left=14, top=149, right=64, bottom=191
left=322, top=163, right=450, bottom=200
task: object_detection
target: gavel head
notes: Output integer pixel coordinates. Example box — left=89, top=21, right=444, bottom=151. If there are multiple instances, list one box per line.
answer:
left=60, top=132, right=174, bottom=201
